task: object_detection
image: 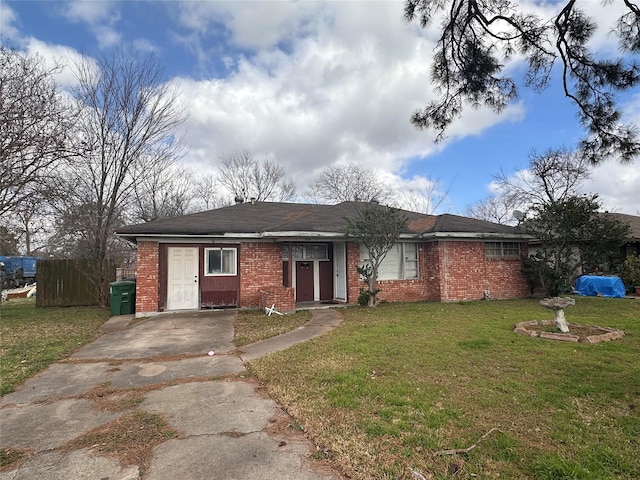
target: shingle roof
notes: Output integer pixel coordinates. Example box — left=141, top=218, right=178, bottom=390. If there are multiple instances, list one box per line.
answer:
left=116, top=201, right=527, bottom=239
left=605, top=213, right=640, bottom=240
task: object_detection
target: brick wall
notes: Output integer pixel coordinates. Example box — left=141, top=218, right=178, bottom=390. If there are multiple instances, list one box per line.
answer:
left=135, top=241, right=159, bottom=315
left=437, top=240, right=529, bottom=301
left=135, top=238, right=529, bottom=314
left=346, top=240, right=529, bottom=304
left=259, top=286, right=296, bottom=313
left=346, top=242, right=361, bottom=304
left=346, top=242, right=427, bottom=303
left=423, top=242, right=443, bottom=301
left=239, top=242, right=283, bottom=308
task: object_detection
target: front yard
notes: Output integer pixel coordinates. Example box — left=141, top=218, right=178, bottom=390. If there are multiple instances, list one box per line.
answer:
left=2, top=296, right=638, bottom=479
left=248, top=298, right=640, bottom=480
left=0, top=298, right=110, bottom=395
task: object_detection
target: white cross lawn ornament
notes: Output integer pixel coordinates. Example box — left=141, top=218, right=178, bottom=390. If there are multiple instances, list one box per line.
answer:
left=265, top=304, right=283, bottom=316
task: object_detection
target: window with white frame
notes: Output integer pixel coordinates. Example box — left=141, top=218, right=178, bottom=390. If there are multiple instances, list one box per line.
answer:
left=360, top=243, right=419, bottom=280
left=485, top=241, right=521, bottom=258
left=282, top=243, right=328, bottom=260
left=205, top=248, right=237, bottom=275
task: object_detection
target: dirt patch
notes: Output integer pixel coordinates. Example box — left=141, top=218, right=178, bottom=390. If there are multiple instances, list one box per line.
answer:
left=78, top=383, right=147, bottom=412
left=514, top=320, right=625, bottom=343
left=61, top=411, right=179, bottom=471
left=78, top=376, right=245, bottom=412
left=0, top=447, right=31, bottom=472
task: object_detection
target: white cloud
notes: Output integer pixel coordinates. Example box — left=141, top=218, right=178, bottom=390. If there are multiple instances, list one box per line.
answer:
left=172, top=1, right=525, bottom=194
left=175, top=1, right=320, bottom=50
left=7, top=0, right=637, bottom=215
left=64, top=0, right=119, bottom=25
left=62, top=0, right=122, bottom=49
left=485, top=158, right=640, bottom=216
left=132, top=38, right=158, bottom=53
left=0, top=2, right=19, bottom=39
left=24, top=38, right=90, bottom=89
left=581, top=160, right=640, bottom=215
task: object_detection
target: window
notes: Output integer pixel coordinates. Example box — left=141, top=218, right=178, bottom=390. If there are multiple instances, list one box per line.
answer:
left=403, top=243, right=419, bottom=279
left=205, top=248, right=237, bottom=276
left=360, top=243, right=419, bottom=280
left=485, top=241, right=520, bottom=258
left=282, top=243, right=328, bottom=260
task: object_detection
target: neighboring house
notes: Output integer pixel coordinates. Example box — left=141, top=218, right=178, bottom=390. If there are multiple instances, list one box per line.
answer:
left=605, top=213, right=640, bottom=257
left=116, top=201, right=532, bottom=317
left=526, top=211, right=640, bottom=283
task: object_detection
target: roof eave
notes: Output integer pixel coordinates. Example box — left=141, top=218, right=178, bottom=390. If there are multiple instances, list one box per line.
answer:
left=420, top=232, right=534, bottom=240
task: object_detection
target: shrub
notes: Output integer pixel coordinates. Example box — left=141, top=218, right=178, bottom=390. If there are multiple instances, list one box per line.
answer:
left=621, top=255, right=640, bottom=287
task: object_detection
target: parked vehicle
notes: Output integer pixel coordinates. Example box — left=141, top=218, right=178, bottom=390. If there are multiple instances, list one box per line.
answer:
left=0, top=256, right=40, bottom=288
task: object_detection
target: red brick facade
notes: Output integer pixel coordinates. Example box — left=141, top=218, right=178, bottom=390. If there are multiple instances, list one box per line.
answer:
left=346, top=240, right=529, bottom=304
left=135, top=241, right=159, bottom=315
left=134, top=238, right=530, bottom=315
left=423, top=241, right=530, bottom=301
left=239, top=242, right=283, bottom=308
left=259, top=286, right=296, bottom=313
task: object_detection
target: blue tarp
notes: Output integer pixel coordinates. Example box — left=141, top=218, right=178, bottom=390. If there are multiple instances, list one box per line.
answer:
left=575, top=275, right=626, bottom=298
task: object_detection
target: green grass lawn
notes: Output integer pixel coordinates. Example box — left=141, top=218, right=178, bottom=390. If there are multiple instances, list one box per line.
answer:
left=233, top=309, right=311, bottom=346
left=0, top=298, right=111, bottom=395
left=248, top=298, right=640, bottom=480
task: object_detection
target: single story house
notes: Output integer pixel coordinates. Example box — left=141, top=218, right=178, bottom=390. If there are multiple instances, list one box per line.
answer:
left=605, top=212, right=640, bottom=257
left=116, top=201, right=532, bottom=317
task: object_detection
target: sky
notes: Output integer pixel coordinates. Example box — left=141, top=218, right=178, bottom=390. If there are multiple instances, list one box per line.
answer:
left=2, top=0, right=639, bottom=216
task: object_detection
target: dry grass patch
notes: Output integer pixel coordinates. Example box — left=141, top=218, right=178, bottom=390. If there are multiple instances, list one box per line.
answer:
left=78, top=383, right=147, bottom=412
left=78, top=377, right=241, bottom=412
left=62, top=410, right=178, bottom=472
left=0, top=447, right=30, bottom=472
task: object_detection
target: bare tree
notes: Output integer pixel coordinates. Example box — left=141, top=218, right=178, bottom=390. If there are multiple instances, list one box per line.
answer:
left=307, top=163, right=392, bottom=204
left=465, top=194, right=521, bottom=225
left=393, top=177, right=450, bottom=214
left=0, top=47, right=73, bottom=217
left=405, top=0, right=640, bottom=164
left=218, top=151, right=295, bottom=202
left=0, top=225, right=19, bottom=255
left=55, top=50, right=185, bottom=305
left=11, top=196, right=55, bottom=254
left=131, top=162, right=193, bottom=222
left=494, top=148, right=591, bottom=208
left=192, top=172, right=227, bottom=211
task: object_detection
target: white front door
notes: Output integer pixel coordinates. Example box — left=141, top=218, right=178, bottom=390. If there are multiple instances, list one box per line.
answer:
left=334, top=242, right=347, bottom=301
left=167, top=247, right=199, bottom=310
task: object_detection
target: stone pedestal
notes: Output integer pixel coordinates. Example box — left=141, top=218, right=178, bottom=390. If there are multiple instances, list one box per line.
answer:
left=539, top=297, right=575, bottom=333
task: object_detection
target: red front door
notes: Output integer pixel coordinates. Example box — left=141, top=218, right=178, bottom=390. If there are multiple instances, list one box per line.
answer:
left=296, top=261, right=314, bottom=301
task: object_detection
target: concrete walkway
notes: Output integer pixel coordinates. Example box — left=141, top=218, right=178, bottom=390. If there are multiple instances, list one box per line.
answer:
left=0, top=308, right=344, bottom=480
left=239, top=308, right=343, bottom=362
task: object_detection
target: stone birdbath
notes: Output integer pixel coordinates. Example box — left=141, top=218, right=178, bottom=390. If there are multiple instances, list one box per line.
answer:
left=539, top=297, right=575, bottom=333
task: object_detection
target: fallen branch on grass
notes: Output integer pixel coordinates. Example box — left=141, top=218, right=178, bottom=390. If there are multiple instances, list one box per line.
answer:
left=434, top=427, right=503, bottom=456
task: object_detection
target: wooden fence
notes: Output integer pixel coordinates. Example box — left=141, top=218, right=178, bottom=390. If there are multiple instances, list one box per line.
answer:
left=36, top=259, right=115, bottom=307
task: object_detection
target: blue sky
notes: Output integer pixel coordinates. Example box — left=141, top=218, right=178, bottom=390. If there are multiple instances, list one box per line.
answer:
left=2, top=0, right=639, bottom=215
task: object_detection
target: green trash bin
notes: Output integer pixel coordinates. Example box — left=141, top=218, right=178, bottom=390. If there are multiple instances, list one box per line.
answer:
left=109, top=280, right=136, bottom=315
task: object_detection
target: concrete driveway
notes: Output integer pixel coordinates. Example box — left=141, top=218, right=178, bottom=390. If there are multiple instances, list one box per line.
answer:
left=0, top=309, right=343, bottom=480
